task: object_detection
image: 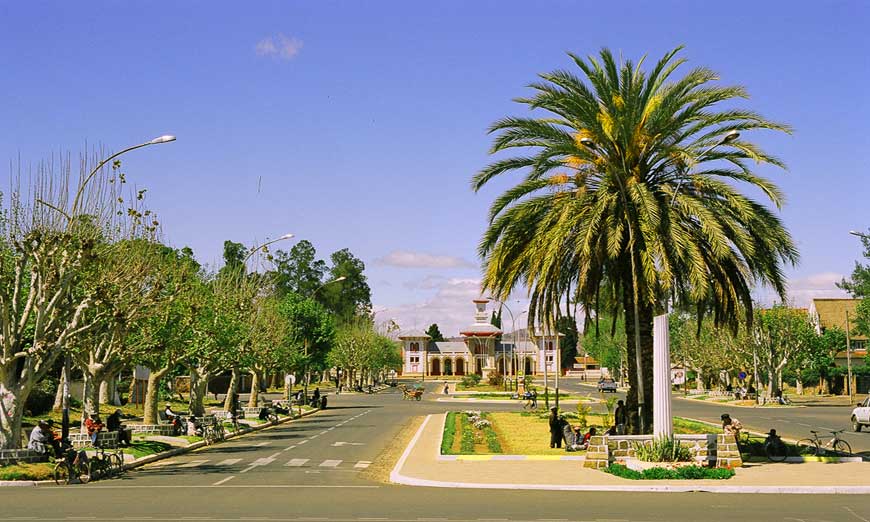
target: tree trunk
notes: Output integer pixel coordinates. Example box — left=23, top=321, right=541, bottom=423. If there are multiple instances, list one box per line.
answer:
left=99, top=371, right=121, bottom=406
left=223, top=368, right=240, bottom=412
left=270, top=373, right=281, bottom=389
left=188, top=368, right=210, bottom=416
left=80, top=369, right=102, bottom=428
left=0, top=375, right=29, bottom=449
left=248, top=370, right=261, bottom=408
left=820, top=375, right=830, bottom=395
left=695, top=368, right=705, bottom=391
left=143, top=367, right=170, bottom=425
left=53, top=371, right=66, bottom=412
left=623, top=284, right=654, bottom=434
left=795, top=376, right=804, bottom=395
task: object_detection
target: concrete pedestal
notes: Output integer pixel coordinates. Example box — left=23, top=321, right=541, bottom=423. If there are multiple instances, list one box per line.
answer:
left=653, top=313, right=673, bottom=438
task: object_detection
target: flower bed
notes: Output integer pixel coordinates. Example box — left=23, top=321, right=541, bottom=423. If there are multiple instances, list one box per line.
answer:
left=603, top=463, right=735, bottom=480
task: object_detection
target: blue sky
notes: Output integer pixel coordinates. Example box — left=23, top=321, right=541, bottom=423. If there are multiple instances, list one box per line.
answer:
left=1, top=1, right=868, bottom=335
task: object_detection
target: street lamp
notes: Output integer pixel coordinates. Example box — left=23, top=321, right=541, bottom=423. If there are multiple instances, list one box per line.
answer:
left=242, top=233, right=295, bottom=264
left=845, top=229, right=868, bottom=403
left=486, top=296, right=516, bottom=391
left=54, top=135, right=176, bottom=444
left=302, top=275, right=347, bottom=399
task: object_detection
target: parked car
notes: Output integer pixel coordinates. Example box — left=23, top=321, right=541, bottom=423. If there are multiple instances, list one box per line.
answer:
left=851, top=395, right=870, bottom=432
left=597, top=378, right=618, bottom=393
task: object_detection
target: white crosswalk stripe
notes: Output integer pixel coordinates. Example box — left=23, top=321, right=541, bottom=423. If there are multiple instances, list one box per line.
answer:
left=216, top=458, right=242, bottom=466
left=286, top=458, right=309, bottom=467
left=354, top=461, right=371, bottom=469
left=179, top=459, right=209, bottom=468
left=319, top=459, right=342, bottom=467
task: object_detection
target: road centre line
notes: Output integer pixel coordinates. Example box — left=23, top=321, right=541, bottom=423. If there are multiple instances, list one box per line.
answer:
left=255, top=441, right=270, bottom=447
left=212, top=476, right=235, bottom=486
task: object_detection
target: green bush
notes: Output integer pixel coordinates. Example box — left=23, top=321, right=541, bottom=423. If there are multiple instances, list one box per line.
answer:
left=442, top=412, right=457, bottom=454
left=603, top=463, right=734, bottom=480
left=25, top=379, right=57, bottom=416
left=459, top=414, right=475, bottom=453
left=460, top=374, right=482, bottom=388
left=634, top=436, right=692, bottom=462
left=487, top=374, right=503, bottom=386
left=575, top=403, right=591, bottom=429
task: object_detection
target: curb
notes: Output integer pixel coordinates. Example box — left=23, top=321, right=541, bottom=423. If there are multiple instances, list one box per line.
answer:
left=438, top=454, right=585, bottom=461
left=675, top=395, right=803, bottom=409
left=0, top=407, right=322, bottom=486
left=389, top=415, right=870, bottom=494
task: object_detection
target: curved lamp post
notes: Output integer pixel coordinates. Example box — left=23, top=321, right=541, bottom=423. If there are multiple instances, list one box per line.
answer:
left=486, top=296, right=516, bottom=391
left=50, top=135, right=176, bottom=443
left=243, top=233, right=295, bottom=264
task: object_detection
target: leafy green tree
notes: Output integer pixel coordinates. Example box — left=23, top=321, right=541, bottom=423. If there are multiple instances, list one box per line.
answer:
left=490, top=308, right=502, bottom=329
left=839, top=230, right=870, bottom=342
left=424, top=323, right=446, bottom=342
left=218, top=240, right=247, bottom=278
left=581, top=313, right=625, bottom=378
left=321, top=248, right=372, bottom=320
left=743, top=305, right=817, bottom=399
left=473, top=47, right=796, bottom=432
left=271, top=240, right=327, bottom=297
left=557, top=316, right=578, bottom=370
left=279, top=293, right=336, bottom=398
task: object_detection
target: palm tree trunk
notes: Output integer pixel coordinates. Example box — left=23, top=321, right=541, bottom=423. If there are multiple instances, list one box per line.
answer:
left=623, top=284, right=654, bottom=434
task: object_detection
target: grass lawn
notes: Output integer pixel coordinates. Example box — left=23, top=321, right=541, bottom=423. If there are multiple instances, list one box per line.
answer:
left=0, top=462, right=55, bottom=481
left=454, top=383, right=512, bottom=392
left=123, top=439, right=174, bottom=458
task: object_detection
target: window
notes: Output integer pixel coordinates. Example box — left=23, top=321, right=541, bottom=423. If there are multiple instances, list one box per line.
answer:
left=410, top=342, right=420, bottom=351
left=546, top=341, right=554, bottom=351
left=410, top=356, right=420, bottom=364
left=546, top=355, right=554, bottom=363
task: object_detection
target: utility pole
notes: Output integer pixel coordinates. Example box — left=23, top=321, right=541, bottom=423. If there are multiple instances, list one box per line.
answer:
left=846, top=310, right=854, bottom=403
left=554, top=316, right=561, bottom=411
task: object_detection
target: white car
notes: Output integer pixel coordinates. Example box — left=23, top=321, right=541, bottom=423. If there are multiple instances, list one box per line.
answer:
left=851, top=395, right=870, bottom=432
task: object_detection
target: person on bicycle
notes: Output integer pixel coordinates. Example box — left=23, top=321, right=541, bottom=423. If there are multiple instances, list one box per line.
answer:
left=721, top=413, right=742, bottom=438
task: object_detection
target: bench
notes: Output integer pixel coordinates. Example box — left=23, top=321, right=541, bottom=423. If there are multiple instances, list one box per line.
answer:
left=129, top=424, right=177, bottom=436
left=69, top=431, right=120, bottom=449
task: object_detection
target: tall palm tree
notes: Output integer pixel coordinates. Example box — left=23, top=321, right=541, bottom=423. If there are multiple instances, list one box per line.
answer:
left=473, top=46, right=798, bottom=433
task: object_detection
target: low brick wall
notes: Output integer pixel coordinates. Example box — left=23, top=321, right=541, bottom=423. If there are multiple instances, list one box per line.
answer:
left=583, top=432, right=741, bottom=469
left=69, top=431, right=120, bottom=449
left=0, top=449, right=47, bottom=466
left=129, top=424, right=176, bottom=436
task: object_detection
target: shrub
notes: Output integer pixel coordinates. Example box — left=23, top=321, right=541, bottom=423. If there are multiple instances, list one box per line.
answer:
left=460, top=374, right=482, bottom=388
left=603, top=463, right=734, bottom=480
left=459, top=414, right=475, bottom=453
left=0, top=462, right=54, bottom=481
left=25, top=378, right=57, bottom=416
left=442, top=412, right=457, bottom=454
left=603, top=396, right=618, bottom=427
left=484, top=426, right=502, bottom=453
left=575, top=403, right=591, bottom=430
left=634, top=436, right=692, bottom=463
left=487, top=374, right=503, bottom=386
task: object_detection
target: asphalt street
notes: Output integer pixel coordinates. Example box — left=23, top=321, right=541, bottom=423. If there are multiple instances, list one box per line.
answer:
left=1, top=383, right=869, bottom=522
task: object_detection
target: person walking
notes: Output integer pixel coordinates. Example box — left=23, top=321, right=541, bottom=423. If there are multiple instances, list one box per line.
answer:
left=614, top=399, right=627, bottom=435
left=548, top=407, right=563, bottom=448
left=443, top=381, right=449, bottom=395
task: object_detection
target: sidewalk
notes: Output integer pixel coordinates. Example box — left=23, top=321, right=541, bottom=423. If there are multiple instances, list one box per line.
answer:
left=391, top=414, right=870, bottom=494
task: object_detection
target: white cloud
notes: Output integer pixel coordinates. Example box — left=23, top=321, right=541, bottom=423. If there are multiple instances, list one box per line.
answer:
left=255, top=34, right=303, bottom=60
left=376, top=250, right=475, bottom=269
left=375, top=278, right=484, bottom=337
left=754, top=272, right=849, bottom=308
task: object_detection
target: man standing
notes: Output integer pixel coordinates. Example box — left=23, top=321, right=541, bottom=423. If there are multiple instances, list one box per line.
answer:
left=548, top=407, right=563, bottom=448
left=614, top=400, right=627, bottom=435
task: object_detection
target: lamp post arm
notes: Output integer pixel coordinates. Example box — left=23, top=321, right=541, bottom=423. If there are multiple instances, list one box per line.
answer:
left=71, top=141, right=155, bottom=216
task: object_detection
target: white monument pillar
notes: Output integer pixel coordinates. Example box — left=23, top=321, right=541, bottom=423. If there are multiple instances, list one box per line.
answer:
left=653, top=314, right=673, bottom=438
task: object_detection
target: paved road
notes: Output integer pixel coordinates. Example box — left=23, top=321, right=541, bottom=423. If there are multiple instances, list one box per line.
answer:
left=1, top=385, right=869, bottom=521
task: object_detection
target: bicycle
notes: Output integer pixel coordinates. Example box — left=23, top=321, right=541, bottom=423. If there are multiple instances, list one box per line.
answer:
left=795, top=430, right=852, bottom=457
left=202, top=416, right=225, bottom=445
left=763, top=437, right=789, bottom=462
left=88, top=444, right=124, bottom=480
left=51, top=442, right=91, bottom=485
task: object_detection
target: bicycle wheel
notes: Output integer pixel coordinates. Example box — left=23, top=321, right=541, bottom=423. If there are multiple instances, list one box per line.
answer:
left=109, top=453, right=124, bottom=476
left=795, top=438, right=819, bottom=457
left=53, top=461, right=71, bottom=485
left=833, top=439, right=852, bottom=455
left=764, top=441, right=788, bottom=462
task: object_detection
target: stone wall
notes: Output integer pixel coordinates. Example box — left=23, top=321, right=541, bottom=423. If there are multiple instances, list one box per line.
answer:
left=583, top=433, right=741, bottom=469
left=0, top=449, right=47, bottom=466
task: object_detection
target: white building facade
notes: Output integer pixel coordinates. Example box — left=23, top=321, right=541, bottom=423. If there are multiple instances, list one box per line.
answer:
left=398, top=299, right=561, bottom=378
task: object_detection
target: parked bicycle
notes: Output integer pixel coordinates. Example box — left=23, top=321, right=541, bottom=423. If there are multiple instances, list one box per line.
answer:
left=796, top=430, right=852, bottom=457
left=202, top=416, right=225, bottom=445
left=51, top=441, right=91, bottom=486
left=88, top=444, right=124, bottom=480
left=762, top=429, right=788, bottom=462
